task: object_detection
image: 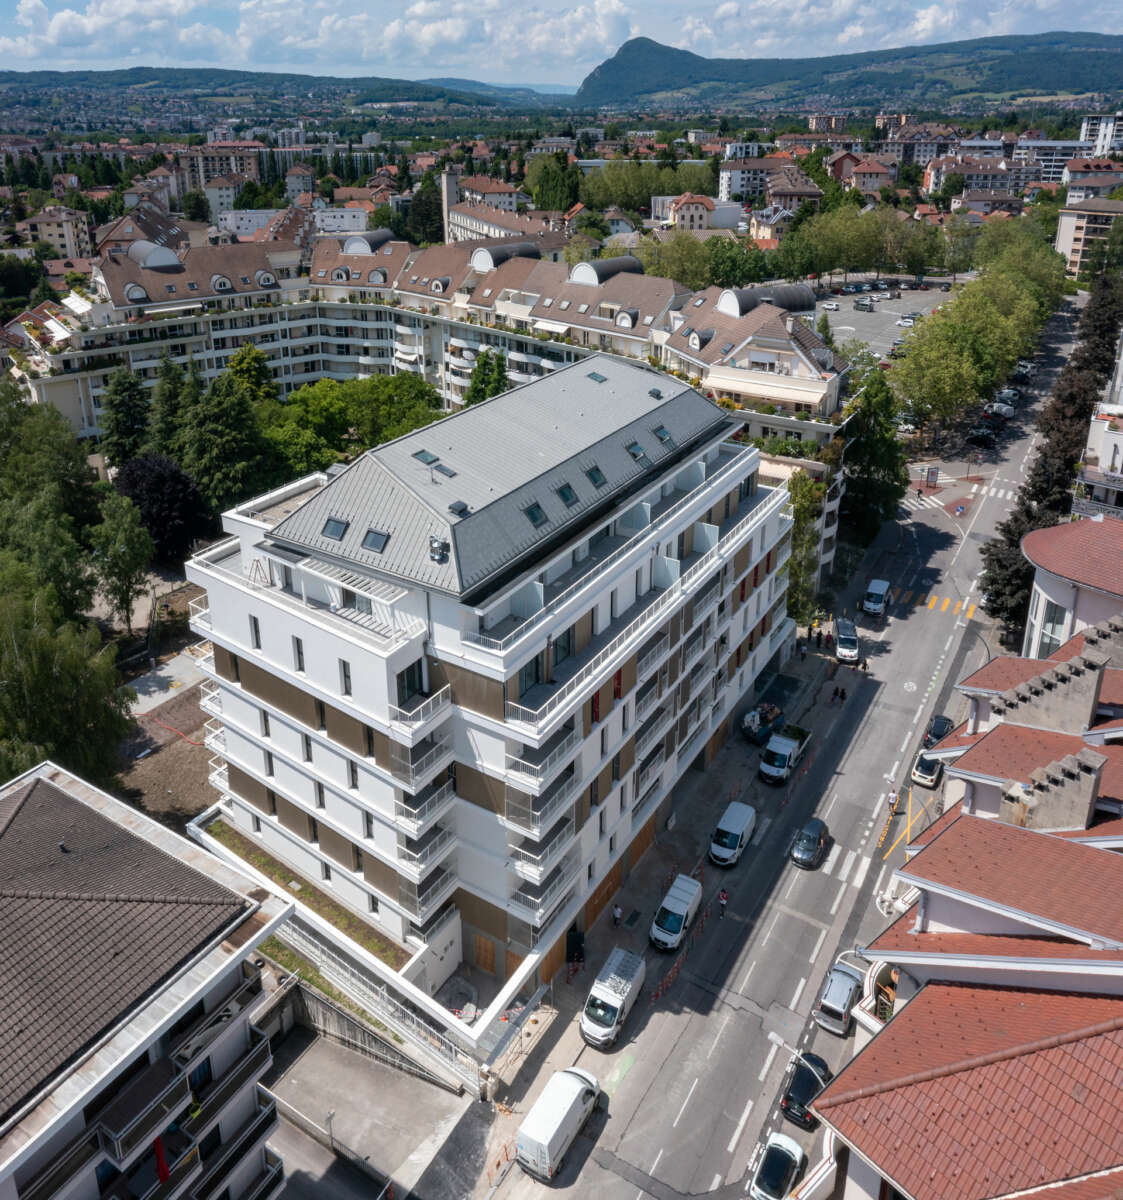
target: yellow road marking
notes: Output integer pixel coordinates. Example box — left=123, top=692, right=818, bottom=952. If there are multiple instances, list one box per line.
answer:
left=901, top=590, right=913, bottom=604
left=882, top=789, right=937, bottom=860
left=891, top=588, right=901, bottom=603
left=953, top=600, right=962, bottom=615
left=966, top=604, right=976, bottom=619
left=927, top=596, right=937, bottom=610
left=940, top=597, right=950, bottom=612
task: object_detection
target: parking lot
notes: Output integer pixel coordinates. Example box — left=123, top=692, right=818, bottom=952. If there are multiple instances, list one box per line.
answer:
left=817, top=282, right=955, bottom=356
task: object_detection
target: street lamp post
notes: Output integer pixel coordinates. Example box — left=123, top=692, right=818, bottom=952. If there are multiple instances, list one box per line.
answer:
left=766, top=1030, right=828, bottom=1085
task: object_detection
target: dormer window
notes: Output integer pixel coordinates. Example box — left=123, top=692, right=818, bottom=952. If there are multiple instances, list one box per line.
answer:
left=524, top=502, right=548, bottom=528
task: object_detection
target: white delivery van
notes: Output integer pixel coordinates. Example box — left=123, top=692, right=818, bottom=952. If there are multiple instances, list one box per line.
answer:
left=862, top=579, right=891, bottom=616
left=650, top=874, right=703, bottom=950
left=515, top=1067, right=601, bottom=1182
left=835, top=618, right=860, bottom=663
left=580, top=948, right=647, bottom=1047
left=709, top=800, right=757, bottom=866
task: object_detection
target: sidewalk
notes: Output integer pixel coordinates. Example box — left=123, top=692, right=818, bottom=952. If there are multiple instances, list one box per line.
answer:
left=129, top=648, right=207, bottom=714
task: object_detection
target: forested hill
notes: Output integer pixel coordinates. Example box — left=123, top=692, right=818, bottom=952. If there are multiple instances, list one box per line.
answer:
left=575, top=33, right=1123, bottom=107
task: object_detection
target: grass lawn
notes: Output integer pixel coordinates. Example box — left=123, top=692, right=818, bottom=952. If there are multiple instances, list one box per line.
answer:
left=208, top=818, right=411, bottom=970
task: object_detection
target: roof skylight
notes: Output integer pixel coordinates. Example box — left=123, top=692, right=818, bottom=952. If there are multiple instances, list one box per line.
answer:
left=322, top=517, right=349, bottom=540
left=412, top=449, right=439, bottom=465
left=586, top=465, right=607, bottom=488
left=557, top=482, right=579, bottom=507
left=362, top=528, right=390, bottom=553
left=524, top=502, right=548, bottom=528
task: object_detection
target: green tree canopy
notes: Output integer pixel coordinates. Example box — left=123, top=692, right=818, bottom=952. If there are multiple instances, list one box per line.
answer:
left=100, top=366, right=149, bottom=468
left=147, top=354, right=186, bottom=458
left=89, top=491, right=154, bottom=633
left=179, top=372, right=271, bottom=512
left=841, top=372, right=908, bottom=543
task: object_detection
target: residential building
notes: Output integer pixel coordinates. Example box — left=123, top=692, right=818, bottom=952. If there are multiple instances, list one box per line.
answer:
left=880, top=123, right=959, bottom=166
left=717, top=156, right=794, bottom=202
left=1014, top=136, right=1094, bottom=183
left=807, top=113, right=847, bottom=132
left=95, top=200, right=195, bottom=255
left=722, top=141, right=763, bottom=161
left=203, top=174, right=246, bottom=223
left=1055, top=197, right=1123, bottom=276
left=284, top=164, right=315, bottom=203
left=311, top=208, right=369, bottom=233
left=0, top=760, right=290, bottom=1200
left=1081, top=111, right=1123, bottom=156
left=16, top=205, right=92, bottom=257
left=950, top=189, right=1022, bottom=216
left=457, top=175, right=521, bottom=212
left=748, top=205, right=794, bottom=242
left=923, top=154, right=1041, bottom=195
left=1067, top=174, right=1123, bottom=203
left=1062, top=157, right=1123, bottom=185
left=51, top=172, right=79, bottom=199
left=874, top=112, right=910, bottom=130
left=765, top=168, right=822, bottom=211
left=177, top=143, right=262, bottom=192
left=664, top=192, right=715, bottom=230
left=1074, top=342, right=1123, bottom=522
left=1020, top=516, right=1123, bottom=658
left=824, top=150, right=861, bottom=182
left=845, top=159, right=892, bottom=200
left=186, top=355, right=795, bottom=1056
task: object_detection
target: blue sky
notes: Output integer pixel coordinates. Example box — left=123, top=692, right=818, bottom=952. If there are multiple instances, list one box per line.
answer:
left=0, top=0, right=1109, bottom=85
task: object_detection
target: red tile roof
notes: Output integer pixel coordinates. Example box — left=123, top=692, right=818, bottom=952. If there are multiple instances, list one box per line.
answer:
left=1020, top=1166, right=1123, bottom=1198
left=906, top=800, right=962, bottom=850
left=901, top=815, right=1123, bottom=944
left=866, top=903, right=1123, bottom=962
left=815, top=982, right=1123, bottom=1200
left=1051, top=810, right=1123, bottom=843
left=1100, top=669, right=1123, bottom=707
left=926, top=719, right=986, bottom=756
left=960, top=656, right=1047, bottom=692
left=1022, top=520, right=1123, bottom=599
left=951, top=723, right=1087, bottom=781
left=1051, top=631, right=1089, bottom=660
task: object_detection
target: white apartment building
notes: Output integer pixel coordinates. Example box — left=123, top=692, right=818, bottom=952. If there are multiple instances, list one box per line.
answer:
left=203, top=175, right=244, bottom=223
left=1054, top=197, right=1123, bottom=277
left=0, top=761, right=290, bottom=1200
left=186, top=356, right=794, bottom=1053
left=17, top=205, right=92, bottom=258
left=717, top=157, right=791, bottom=202
left=1013, top=136, right=1094, bottom=183
left=1081, top=111, right=1123, bottom=157
left=1074, top=337, right=1123, bottom=522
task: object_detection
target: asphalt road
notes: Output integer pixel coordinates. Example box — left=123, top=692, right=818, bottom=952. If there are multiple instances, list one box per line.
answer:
left=497, top=298, right=1081, bottom=1200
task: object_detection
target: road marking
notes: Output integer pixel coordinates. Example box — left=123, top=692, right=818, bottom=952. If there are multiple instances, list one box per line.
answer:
left=790, top=976, right=808, bottom=1010
left=970, top=484, right=978, bottom=494
left=940, top=597, right=950, bottom=612
left=783, top=873, right=799, bottom=900
left=927, top=596, right=937, bottom=610
left=822, top=844, right=842, bottom=875
left=758, top=1043, right=778, bottom=1082
left=837, top=849, right=857, bottom=884
left=829, top=882, right=846, bottom=916
left=711, top=1173, right=723, bottom=1191
left=674, top=1078, right=698, bottom=1127
left=898, top=733, right=910, bottom=753
left=810, top=928, right=827, bottom=963
left=853, top=853, right=873, bottom=891
left=739, top=960, right=756, bottom=991
left=753, top=815, right=773, bottom=845
left=953, top=600, right=962, bottom=615
left=651, top=1149, right=663, bottom=1173
left=761, top=911, right=780, bottom=944
left=727, top=1099, right=754, bottom=1152
left=874, top=863, right=889, bottom=895
left=707, top=1012, right=731, bottom=1059
left=888, top=758, right=900, bottom=780
left=822, top=793, right=838, bottom=820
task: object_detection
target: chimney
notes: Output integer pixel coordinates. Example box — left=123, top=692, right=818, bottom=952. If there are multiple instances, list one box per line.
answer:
left=999, top=746, right=1107, bottom=831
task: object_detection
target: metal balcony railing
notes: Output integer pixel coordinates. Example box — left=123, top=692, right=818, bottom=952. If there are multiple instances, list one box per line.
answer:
left=636, top=752, right=665, bottom=793
left=95, top=1062, right=192, bottom=1163
left=199, top=681, right=221, bottom=716
left=203, top=718, right=225, bottom=753
left=509, top=816, right=576, bottom=883
left=397, top=824, right=455, bottom=873
left=183, top=1028, right=271, bottom=1138
left=15, top=1134, right=100, bottom=1200
left=637, top=633, right=669, bottom=680
left=398, top=866, right=458, bottom=921
left=239, top=1149, right=284, bottom=1200
left=509, top=856, right=578, bottom=924
left=636, top=708, right=671, bottom=758
left=170, top=963, right=263, bottom=1068
left=208, top=756, right=229, bottom=795
left=503, top=770, right=579, bottom=837
left=505, top=726, right=580, bottom=785
left=386, top=735, right=454, bottom=790
left=192, top=1089, right=277, bottom=1200
left=188, top=595, right=211, bottom=630
left=393, top=777, right=456, bottom=836
left=636, top=679, right=660, bottom=721
left=388, top=684, right=451, bottom=727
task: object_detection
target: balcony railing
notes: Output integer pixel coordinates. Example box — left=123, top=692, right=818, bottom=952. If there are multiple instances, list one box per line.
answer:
left=466, top=444, right=759, bottom=654
left=133, top=1143, right=200, bottom=1200
left=509, top=855, right=578, bottom=924
left=386, top=735, right=454, bottom=790
left=183, top=1028, right=271, bottom=1138
left=208, top=756, right=230, bottom=795
left=636, top=679, right=660, bottom=721
left=393, top=777, right=456, bottom=836
left=503, top=770, right=579, bottom=837
left=505, top=726, right=580, bottom=786
left=632, top=776, right=663, bottom=826
left=15, top=1133, right=100, bottom=1200
left=637, top=632, right=669, bottom=680
left=199, top=681, right=221, bottom=716
left=95, top=1062, right=192, bottom=1163
left=203, top=717, right=225, bottom=753
left=171, top=963, right=263, bottom=1068
left=509, top=816, right=576, bottom=883
left=192, top=1089, right=277, bottom=1200
left=1072, top=495, right=1123, bottom=519
left=637, top=751, right=665, bottom=793
left=239, top=1149, right=284, bottom=1200
left=398, top=866, right=458, bottom=921
left=397, top=823, right=455, bottom=874
left=636, top=708, right=671, bottom=758
left=388, top=684, right=452, bottom=728
left=188, top=595, right=211, bottom=630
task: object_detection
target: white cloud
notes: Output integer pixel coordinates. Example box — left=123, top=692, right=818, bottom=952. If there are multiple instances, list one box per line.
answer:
left=714, top=1, right=739, bottom=18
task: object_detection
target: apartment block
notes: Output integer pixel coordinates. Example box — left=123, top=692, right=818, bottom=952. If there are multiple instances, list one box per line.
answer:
left=0, top=762, right=290, bottom=1200
left=186, top=356, right=794, bottom=1047
left=16, top=205, right=92, bottom=258
left=177, top=144, right=262, bottom=192
left=1074, top=338, right=1123, bottom=522
left=1055, top=197, right=1123, bottom=276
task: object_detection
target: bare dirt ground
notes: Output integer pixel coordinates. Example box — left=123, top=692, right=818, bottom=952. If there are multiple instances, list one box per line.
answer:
left=118, top=682, right=214, bottom=834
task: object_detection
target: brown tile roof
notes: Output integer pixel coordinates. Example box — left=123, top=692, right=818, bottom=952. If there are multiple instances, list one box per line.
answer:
left=459, top=174, right=516, bottom=195
left=523, top=266, right=688, bottom=337
left=1021, top=1166, right=1123, bottom=1198
left=0, top=777, right=247, bottom=1125
left=1099, top=668, right=1123, bottom=707
left=959, top=656, right=1049, bottom=692
left=926, top=719, right=986, bottom=756
left=951, top=722, right=1087, bottom=781
left=900, top=814, right=1123, bottom=944
left=308, top=237, right=412, bottom=287
left=866, top=903, right=1123, bottom=962
left=466, top=255, right=565, bottom=309
left=815, top=981, right=1123, bottom=1200
left=906, top=800, right=963, bottom=850
left=394, top=242, right=477, bottom=301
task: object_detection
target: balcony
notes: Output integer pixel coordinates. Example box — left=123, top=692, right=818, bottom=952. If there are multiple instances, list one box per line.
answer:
left=1072, top=495, right=1123, bottom=519
left=693, top=573, right=721, bottom=620
left=636, top=749, right=665, bottom=793
left=632, top=776, right=663, bottom=826
left=688, top=661, right=714, bottom=702
left=509, top=815, right=576, bottom=884
left=637, top=630, right=669, bottom=680
left=505, top=724, right=580, bottom=790
left=183, top=1028, right=271, bottom=1138
left=94, top=1059, right=192, bottom=1163
left=386, top=734, right=454, bottom=790
left=199, top=681, right=221, bottom=717
left=192, top=1089, right=277, bottom=1200
left=103, top=1138, right=200, bottom=1200
left=636, top=707, right=672, bottom=758
left=170, top=962, right=263, bottom=1069
left=393, top=777, right=457, bottom=837
left=239, top=1149, right=284, bottom=1200
left=388, top=684, right=452, bottom=731
left=208, top=756, right=230, bottom=795
left=398, top=865, right=458, bottom=921
left=203, top=717, right=225, bottom=753
left=509, top=853, right=578, bottom=925
left=397, top=822, right=455, bottom=879
left=636, top=677, right=660, bottom=722
left=15, top=1133, right=100, bottom=1200
left=503, top=768, right=579, bottom=837
left=188, top=595, right=211, bottom=630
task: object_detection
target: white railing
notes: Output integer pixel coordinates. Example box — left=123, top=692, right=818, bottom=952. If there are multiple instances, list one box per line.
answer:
left=188, top=595, right=212, bottom=629
left=203, top=717, right=225, bottom=752
left=393, top=779, right=456, bottom=836
left=509, top=818, right=575, bottom=882
left=465, top=444, right=758, bottom=653
left=199, top=681, right=221, bottom=716
left=208, top=755, right=229, bottom=793
left=505, top=772, right=579, bottom=835
left=387, top=736, right=454, bottom=790
left=636, top=752, right=665, bottom=793
left=636, top=683, right=661, bottom=721
left=398, top=825, right=455, bottom=872
left=388, top=684, right=452, bottom=727
left=637, top=633, right=669, bottom=679
left=505, top=727, right=580, bottom=783
left=401, top=868, right=458, bottom=921
left=636, top=709, right=671, bottom=758
left=509, top=861, right=578, bottom=923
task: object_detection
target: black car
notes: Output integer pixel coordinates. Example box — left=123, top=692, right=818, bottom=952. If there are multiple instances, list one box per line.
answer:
left=966, top=427, right=996, bottom=449
left=780, top=1052, right=833, bottom=1129
left=923, top=714, right=954, bottom=748
left=790, top=818, right=829, bottom=869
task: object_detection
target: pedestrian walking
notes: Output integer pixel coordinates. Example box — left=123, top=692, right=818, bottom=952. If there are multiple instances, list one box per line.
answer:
left=916, top=487, right=923, bottom=501
left=825, top=631, right=833, bottom=651
left=612, top=903, right=622, bottom=928
left=718, top=888, right=729, bottom=919
left=830, top=687, right=839, bottom=707
left=887, top=789, right=898, bottom=815
left=860, top=656, right=868, bottom=672
left=800, top=641, right=807, bottom=662
left=839, top=687, right=847, bottom=705
left=816, top=629, right=823, bottom=649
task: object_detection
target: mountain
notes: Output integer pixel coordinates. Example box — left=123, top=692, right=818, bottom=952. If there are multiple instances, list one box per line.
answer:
left=575, top=33, right=1123, bottom=107
left=421, top=77, right=577, bottom=100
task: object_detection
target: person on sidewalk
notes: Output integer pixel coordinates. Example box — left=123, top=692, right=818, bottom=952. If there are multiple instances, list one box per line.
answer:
left=825, top=631, right=833, bottom=651
left=839, top=687, right=847, bottom=705
left=887, top=790, right=898, bottom=815
left=799, top=642, right=807, bottom=662
left=816, top=628, right=822, bottom=649
left=830, top=687, right=839, bottom=707
left=718, top=888, right=729, bottom=919
left=612, top=903, right=622, bottom=928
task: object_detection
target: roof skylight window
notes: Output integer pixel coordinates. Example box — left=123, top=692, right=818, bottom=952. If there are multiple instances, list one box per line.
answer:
left=524, top=502, right=548, bottom=528
left=625, top=441, right=646, bottom=461
left=322, top=517, right=349, bottom=540
left=557, top=482, right=579, bottom=507
left=362, top=528, right=390, bottom=553
left=412, top=449, right=439, bottom=465
left=434, top=463, right=457, bottom=478
left=587, top=371, right=607, bottom=383
left=578, top=303, right=589, bottom=313
left=693, top=297, right=705, bottom=306
left=559, top=300, right=570, bottom=310
left=543, top=297, right=553, bottom=307
left=586, top=465, right=607, bottom=488
left=482, top=287, right=492, bottom=297
left=653, top=425, right=674, bottom=447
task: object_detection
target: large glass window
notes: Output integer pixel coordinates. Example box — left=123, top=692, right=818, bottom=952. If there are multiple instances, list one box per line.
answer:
left=519, top=656, right=541, bottom=698
left=396, top=659, right=425, bottom=706
left=1038, top=599, right=1068, bottom=658
left=553, top=625, right=575, bottom=668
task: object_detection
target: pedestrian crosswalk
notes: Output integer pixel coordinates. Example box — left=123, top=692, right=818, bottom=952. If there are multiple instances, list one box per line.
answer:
left=970, top=483, right=1018, bottom=500
left=886, top=587, right=976, bottom=619
left=819, top=846, right=872, bottom=890
left=901, top=493, right=945, bottom=512
left=912, top=470, right=959, bottom=485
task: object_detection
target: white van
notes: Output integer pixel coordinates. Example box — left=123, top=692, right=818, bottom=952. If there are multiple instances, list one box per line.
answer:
left=709, top=801, right=757, bottom=866
left=516, top=1067, right=600, bottom=1182
left=835, top=618, right=860, bottom=663
left=580, top=948, right=646, bottom=1047
left=862, top=579, right=891, bottom=616
left=650, top=874, right=703, bottom=950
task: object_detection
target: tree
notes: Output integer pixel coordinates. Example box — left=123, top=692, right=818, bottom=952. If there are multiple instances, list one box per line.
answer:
left=179, top=373, right=271, bottom=512
left=706, top=237, right=755, bottom=288
left=816, top=313, right=835, bottom=348
left=463, top=349, right=509, bottom=405
left=979, top=502, right=1038, bottom=633
left=406, top=173, right=444, bottom=244
left=0, top=487, right=93, bottom=620
left=99, top=367, right=149, bottom=468
left=89, top=492, right=154, bottom=633
left=147, top=354, right=185, bottom=458
left=115, top=454, right=210, bottom=564
left=227, top=344, right=277, bottom=408
left=785, top=470, right=825, bottom=624
left=490, top=351, right=509, bottom=396
left=181, top=190, right=209, bottom=221
left=635, top=231, right=709, bottom=290
left=345, top=374, right=443, bottom=448
left=841, top=372, right=908, bottom=543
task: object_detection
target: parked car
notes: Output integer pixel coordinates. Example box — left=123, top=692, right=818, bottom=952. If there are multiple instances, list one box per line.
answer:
left=779, top=1053, right=833, bottom=1130
left=790, top=818, right=829, bottom=869
left=911, top=752, right=943, bottom=788
left=983, top=402, right=1015, bottom=421
left=923, top=714, right=954, bottom=748
left=859, top=282, right=872, bottom=291
left=895, top=317, right=914, bottom=327
left=887, top=288, right=902, bottom=298
left=875, top=280, right=889, bottom=291
left=812, top=958, right=865, bottom=1036
left=842, top=284, right=857, bottom=294
left=917, top=282, right=930, bottom=290
left=749, top=1132, right=807, bottom=1200
left=821, top=300, right=840, bottom=311
left=966, top=426, right=996, bottom=449
left=940, top=281, right=952, bottom=291
left=996, top=387, right=1021, bottom=403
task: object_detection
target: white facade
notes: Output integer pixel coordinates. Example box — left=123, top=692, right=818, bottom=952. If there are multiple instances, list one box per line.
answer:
left=1081, top=112, right=1123, bottom=157
left=1022, top=558, right=1123, bottom=659
left=312, top=208, right=368, bottom=233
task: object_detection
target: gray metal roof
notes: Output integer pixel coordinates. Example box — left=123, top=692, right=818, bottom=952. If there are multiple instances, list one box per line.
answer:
left=268, top=355, right=730, bottom=598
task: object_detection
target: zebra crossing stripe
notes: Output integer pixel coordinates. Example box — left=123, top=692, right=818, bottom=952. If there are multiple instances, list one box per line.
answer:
left=928, top=596, right=937, bottom=610
left=940, top=598, right=950, bottom=612
left=967, top=604, right=976, bottom=619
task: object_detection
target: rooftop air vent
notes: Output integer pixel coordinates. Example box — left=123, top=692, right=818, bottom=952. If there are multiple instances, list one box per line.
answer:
left=448, top=500, right=469, bottom=517
left=428, top=535, right=450, bottom=563
left=648, top=387, right=662, bottom=400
